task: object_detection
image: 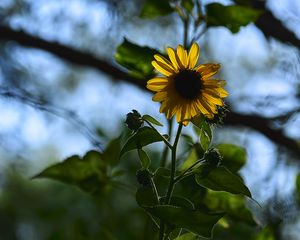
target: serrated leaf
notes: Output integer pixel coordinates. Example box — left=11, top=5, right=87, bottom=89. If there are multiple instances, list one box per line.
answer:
left=142, top=114, right=163, bottom=126
left=120, top=127, right=166, bottom=158
left=175, top=233, right=198, bottom=240
left=206, top=3, right=262, bottom=33
left=33, top=151, right=108, bottom=194
left=147, top=205, right=224, bottom=238
left=115, top=38, right=158, bottom=79
left=195, top=165, right=251, bottom=197
left=138, top=148, right=151, bottom=169
left=217, top=144, right=247, bottom=173
left=203, top=190, right=256, bottom=225
left=140, top=0, right=173, bottom=18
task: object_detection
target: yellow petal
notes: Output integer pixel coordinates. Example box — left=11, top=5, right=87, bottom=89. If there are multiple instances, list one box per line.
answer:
left=152, top=61, right=174, bottom=76
left=203, top=93, right=223, bottom=106
left=154, top=54, right=175, bottom=71
left=147, top=83, right=168, bottom=92
left=195, top=99, right=210, bottom=115
left=148, top=77, right=168, bottom=84
left=160, top=100, right=176, bottom=118
left=203, top=79, right=226, bottom=87
left=147, top=77, right=169, bottom=91
left=166, top=47, right=180, bottom=70
left=197, top=63, right=220, bottom=79
left=200, top=98, right=216, bottom=114
left=176, top=45, right=188, bottom=68
left=188, top=43, right=200, bottom=69
left=217, top=88, right=229, bottom=98
left=203, top=88, right=221, bottom=98
left=152, top=91, right=167, bottom=102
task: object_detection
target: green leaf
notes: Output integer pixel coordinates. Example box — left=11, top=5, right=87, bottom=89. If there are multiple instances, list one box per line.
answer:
left=115, top=38, right=158, bottom=79
left=203, top=190, right=256, bottom=225
left=255, top=227, right=275, bottom=240
left=142, top=114, right=163, bottom=126
left=33, top=151, right=108, bottom=194
left=136, top=185, right=159, bottom=207
left=233, top=0, right=252, bottom=6
left=191, top=114, right=205, bottom=129
left=120, top=127, right=166, bottom=158
left=195, top=165, right=251, bottom=197
left=147, top=205, right=224, bottom=238
left=217, top=144, right=247, bottom=173
left=140, top=0, right=173, bottom=18
left=102, top=135, right=122, bottom=165
left=182, top=0, right=194, bottom=13
left=180, top=147, right=198, bottom=172
left=206, top=3, right=262, bottom=33
left=192, top=115, right=212, bottom=150
left=155, top=167, right=171, bottom=178
left=160, top=196, right=195, bottom=209
left=296, top=173, right=300, bottom=206
left=138, top=148, right=151, bottom=169
left=199, top=122, right=212, bottom=150
left=175, top=233, right=198, bottom=240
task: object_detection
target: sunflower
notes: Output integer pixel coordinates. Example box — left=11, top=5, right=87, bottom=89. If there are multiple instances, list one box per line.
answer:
left=147, top=43, right=228, bottom=125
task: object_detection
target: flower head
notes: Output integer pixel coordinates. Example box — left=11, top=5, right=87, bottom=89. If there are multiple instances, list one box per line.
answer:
left=147, top=43, right=228, bottom=125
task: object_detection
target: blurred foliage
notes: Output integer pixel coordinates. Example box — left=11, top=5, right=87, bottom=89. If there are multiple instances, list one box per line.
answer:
left=206, top=3, right=262, bottom=33
left=115, top=38, right=158, bottom=79
left=140, top=0, right=173, bottom=18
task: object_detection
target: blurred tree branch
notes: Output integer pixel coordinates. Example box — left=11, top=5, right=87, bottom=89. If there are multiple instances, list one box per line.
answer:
left=0, top=86, right=103, bottom=150
left=0, top=24, right=299, bottom=155
left=251, top=0, right=300, bottom=49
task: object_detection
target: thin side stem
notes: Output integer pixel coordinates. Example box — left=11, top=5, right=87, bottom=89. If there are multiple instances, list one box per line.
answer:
left=144, top=120, right=173, bottom=149
left=174, top=158, right=205, bottom=183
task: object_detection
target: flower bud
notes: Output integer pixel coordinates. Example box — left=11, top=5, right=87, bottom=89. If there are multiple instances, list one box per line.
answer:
left=204, top=148, right=222, bottom=166
left=125, top=110, right=143, bottom=132
left=136, top=169, right=152, bottom=186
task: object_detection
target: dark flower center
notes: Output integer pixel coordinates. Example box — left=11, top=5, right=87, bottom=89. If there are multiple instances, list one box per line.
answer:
left=173, top=69, right=203, bottom=99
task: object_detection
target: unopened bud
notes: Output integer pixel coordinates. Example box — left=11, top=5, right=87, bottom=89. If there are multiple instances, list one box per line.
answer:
left=125, top=110, right=143, bottom=132
left=136, top=169, right=152, bottom=186
left=204, top=148, right=222, bottom=166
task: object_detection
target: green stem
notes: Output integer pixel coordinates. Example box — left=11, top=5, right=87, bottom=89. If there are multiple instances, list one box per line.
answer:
left=183, top=17, right=189, bottom=49
left=165, top=123, right=183, bottom=204
left=158, top=124, right=183, bottom=240
left=145, top=120, right=173, bottom=149
left=161, top=118, right=174, bottom=167
left=158, top=223, right=165, bottom=240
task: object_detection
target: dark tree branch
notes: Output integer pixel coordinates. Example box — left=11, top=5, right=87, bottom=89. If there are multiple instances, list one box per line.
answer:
left=0, top=25, right=299, bottom=155
left=252, top=0, right=300, bottom=49
left=0, top=25, right=146, bottom=89
left=224, top=112, right=300, bottom=156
